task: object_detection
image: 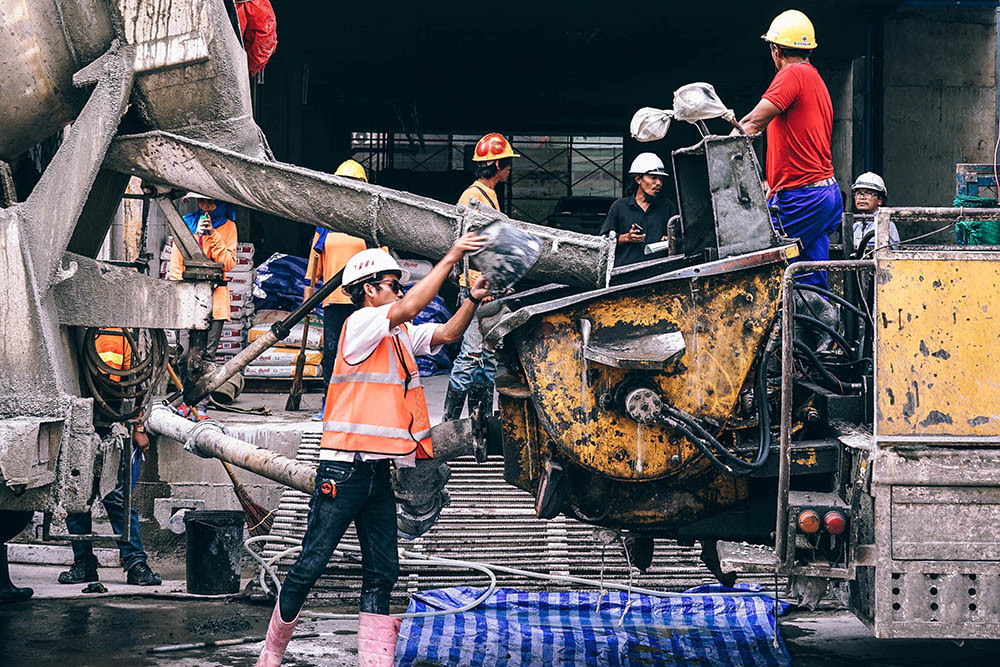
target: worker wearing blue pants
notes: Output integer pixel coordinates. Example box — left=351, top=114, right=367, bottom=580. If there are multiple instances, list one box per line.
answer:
left=738, top=10, right=842, bottom=288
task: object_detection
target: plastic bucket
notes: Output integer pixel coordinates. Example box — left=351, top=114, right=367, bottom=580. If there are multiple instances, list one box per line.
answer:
left=469, top=221, right=542, bottom=291
left=184, top=510, right=245, bottom=595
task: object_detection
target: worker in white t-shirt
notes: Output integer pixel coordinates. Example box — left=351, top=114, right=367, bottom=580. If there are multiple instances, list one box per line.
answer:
left=256, top=235, right=491, bottom=667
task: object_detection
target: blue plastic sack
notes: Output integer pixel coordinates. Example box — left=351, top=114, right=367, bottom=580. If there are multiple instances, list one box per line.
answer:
left=253, top=253, right=323, bottom=316
left=410, top=289, right=458, bottom=376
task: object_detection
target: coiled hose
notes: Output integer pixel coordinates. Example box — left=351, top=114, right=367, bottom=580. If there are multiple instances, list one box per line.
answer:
left=79, top=327, right=168, bottom=421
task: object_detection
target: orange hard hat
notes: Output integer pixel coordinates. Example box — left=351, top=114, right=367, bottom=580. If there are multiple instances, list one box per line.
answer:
left=473, top=133, right=519, bottom=162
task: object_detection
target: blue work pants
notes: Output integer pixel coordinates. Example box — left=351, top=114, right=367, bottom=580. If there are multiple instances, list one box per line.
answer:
left=768, top=181, right=844, bottom=289
left=447, top=291, right=496, bottom=392
left=66, top=483, right=146, bottom=572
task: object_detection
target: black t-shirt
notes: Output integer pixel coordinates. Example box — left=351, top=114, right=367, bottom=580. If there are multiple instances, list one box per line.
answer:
left=598, top=195, right=678, bottom=266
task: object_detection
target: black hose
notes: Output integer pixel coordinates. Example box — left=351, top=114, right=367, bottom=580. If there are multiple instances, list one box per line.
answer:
left=792, top=339, right=863, bottom=394
left=662, top=404, right=769, bottom=473
left=656, top=412, right=753, bottom=478
left=80, top=327, right=167, bottom=421
left=792, top=313, right=856, bottom=360
left=791, top=283, right=870, bottom=322
left=853, top=230, right=875, bottom=259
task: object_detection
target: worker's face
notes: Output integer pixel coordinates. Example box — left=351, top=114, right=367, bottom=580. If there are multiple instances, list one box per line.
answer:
left=853, top=188, right=882, bottom=213
left=197, top=199, right=217, bottom=213
left=364, top=272, right=404, bottom=306
left=636, top=174, right=664, bottom=199
left=495, top=161, right=512, bottom=183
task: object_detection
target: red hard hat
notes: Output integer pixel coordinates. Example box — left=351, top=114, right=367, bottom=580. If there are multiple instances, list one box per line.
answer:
left=473, top=133, right=519, bottom=162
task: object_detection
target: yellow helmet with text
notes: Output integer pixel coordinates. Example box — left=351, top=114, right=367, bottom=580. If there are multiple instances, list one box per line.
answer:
left=762, top=9, right=818, bottom=50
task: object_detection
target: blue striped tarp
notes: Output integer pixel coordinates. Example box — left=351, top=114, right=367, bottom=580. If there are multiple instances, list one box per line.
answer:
left=397, top=585, right=790, bottom=666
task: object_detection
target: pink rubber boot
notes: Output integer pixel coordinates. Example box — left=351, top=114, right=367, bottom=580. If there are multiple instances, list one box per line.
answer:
left=256, top=602, right=299, bottom=667
left=357, top=612, right=401, bottom=666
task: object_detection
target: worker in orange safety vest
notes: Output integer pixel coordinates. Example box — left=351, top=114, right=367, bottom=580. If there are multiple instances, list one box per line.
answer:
left=256, top=236, right=491, bottom=667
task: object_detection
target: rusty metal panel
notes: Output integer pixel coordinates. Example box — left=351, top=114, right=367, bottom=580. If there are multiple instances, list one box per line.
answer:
left=513, top=261, right=783, bottom=482
left=891, top=486, right=1000, bottom=561
left=876, top=257, right=1000, bottom=437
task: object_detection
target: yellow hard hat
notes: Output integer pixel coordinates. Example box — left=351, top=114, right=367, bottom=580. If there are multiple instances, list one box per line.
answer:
left=334, top=159, right=368, bottom=183
left=762, top=9, right=818, bottom=50
left=472, top=133, right=519, bottom=162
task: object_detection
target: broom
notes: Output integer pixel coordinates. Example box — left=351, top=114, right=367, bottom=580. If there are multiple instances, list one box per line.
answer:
left=167, top=362, right=274, bottom=537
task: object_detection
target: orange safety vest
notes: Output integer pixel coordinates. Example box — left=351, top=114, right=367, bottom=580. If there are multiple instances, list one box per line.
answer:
left=320, top=327, right=433, bottom=459
left=95, top=328, right=131, bottom=382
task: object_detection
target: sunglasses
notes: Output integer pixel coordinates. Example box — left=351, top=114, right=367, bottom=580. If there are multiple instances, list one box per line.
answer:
left=371, top=278, right=403, bottom=294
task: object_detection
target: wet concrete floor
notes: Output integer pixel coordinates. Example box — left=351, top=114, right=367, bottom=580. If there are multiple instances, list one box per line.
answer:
left=3, top=597, right=1000, bottom=666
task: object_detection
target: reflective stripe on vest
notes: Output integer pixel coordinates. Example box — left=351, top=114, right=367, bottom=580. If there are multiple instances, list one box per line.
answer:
left=320, top=320, right=433, bottom=458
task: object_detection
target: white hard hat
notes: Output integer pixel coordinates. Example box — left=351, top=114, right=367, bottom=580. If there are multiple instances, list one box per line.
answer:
left=341, top=248, right=410, bottom=287
left=628, top=152, right=669, bottom=176
left=182, top=192, right=214, bottom=201
left=851, top=172, right=887, bottom=197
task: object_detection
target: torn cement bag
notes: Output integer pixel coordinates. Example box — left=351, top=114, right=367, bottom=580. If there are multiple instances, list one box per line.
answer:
left=630, top=107, right=673, bottom=142
left=672, top=82, right=736, bottom=124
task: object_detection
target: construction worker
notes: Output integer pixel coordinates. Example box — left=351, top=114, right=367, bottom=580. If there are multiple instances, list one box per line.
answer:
left=442, top=133, right=517, bottom=421
left=599, top=152, right=678, bottom=266
left=169, top=192, right=238, bottom=417
left=58, top=329, right=161, bottom=586
left=851, top=172, right=899, bottom=251
left=306, top=159, right=369, bottom=419
left=256, top=237, right=490, bottom=667
left=737, top=9, right=843, bottom=289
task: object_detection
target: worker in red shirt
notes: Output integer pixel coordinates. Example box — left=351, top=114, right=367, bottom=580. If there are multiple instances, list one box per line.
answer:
left=737, top=9, right=843, bottom=289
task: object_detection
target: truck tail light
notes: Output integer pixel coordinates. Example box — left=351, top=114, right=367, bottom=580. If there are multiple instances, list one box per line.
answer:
left=824, top=510, right=847, bottom=535
left=797, top=509, right=820, bottom=533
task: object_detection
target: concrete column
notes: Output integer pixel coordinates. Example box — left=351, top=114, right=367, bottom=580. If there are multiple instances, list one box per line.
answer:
left=882, top=7, right=997, bottom=205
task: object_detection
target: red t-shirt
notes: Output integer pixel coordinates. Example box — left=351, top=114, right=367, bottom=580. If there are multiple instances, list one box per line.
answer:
left=762, top=62, right=834, bottom=192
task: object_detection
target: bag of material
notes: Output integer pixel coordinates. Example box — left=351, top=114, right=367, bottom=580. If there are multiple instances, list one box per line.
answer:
left=631, top=83, right=736, bottom=142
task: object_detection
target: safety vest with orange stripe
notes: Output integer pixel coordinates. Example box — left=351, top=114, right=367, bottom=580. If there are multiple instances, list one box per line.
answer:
left=95, top=328, right=131, bottom=382
left=320, top=328, right=433, bottom=459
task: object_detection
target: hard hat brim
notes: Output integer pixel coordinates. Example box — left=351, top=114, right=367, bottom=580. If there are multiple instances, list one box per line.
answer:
left=631, top=168, right=670, bottom=177
left=471, top=152, right=519, bottom=162
left=345, top=267, right=411, bottom=287
left=182, top=192, right=214, bottom=201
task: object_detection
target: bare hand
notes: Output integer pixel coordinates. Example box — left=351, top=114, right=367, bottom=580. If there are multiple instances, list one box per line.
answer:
left=619, top=229, right=645, bottom=244
left=469, top=275, right=493, bottom=304
left=133, top=428, right=150, bottom=453
left=446, top=233, right=489, bottom=261
left=196, top=218, right=213, bottom=235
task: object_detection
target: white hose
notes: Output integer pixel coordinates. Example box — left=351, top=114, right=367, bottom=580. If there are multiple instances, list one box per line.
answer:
left=243, top=535, right=785, bottom=621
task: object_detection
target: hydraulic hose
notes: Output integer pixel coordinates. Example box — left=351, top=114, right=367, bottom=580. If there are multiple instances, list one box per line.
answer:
left=80, top=327, right=168, bottom=421
left=792, top=339, right=863, bottom=394
left=791, top=313, right=857, bottom=360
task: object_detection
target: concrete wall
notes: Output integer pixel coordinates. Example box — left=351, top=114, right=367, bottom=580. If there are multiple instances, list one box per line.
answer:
left=882, top=7, right=997, bottom=206
left=823, top=64, right=856, bottom=197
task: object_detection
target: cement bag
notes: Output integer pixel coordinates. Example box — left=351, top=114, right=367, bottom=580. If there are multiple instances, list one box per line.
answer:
left=398, top=258, right=433, bottom=284
left=630, top=107, right=674, bottom=142
left=244, top=364, right=321, bottom=378
left=671, top=82, right=735, bottom=124
left=249, top=347, right=323, bottom=367
left=248, top=322, right=322, bottom=350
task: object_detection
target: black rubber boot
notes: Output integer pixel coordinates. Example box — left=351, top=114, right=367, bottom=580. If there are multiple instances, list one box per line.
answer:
left=57, top=558, right=99, bottom=585
left=126, top=561, right=162, bottom=586
left=0, top=545, right=33, bottom=603
left=442, top=385, right=467, bottom=421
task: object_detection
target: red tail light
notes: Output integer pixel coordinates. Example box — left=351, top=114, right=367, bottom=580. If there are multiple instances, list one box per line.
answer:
left=797, top=509, right=820, bottom=533
left=824, top=511, right=847, bottom=535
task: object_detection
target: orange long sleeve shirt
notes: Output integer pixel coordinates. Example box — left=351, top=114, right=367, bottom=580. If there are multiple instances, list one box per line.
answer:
left=168, top=219, right=238, bottom=320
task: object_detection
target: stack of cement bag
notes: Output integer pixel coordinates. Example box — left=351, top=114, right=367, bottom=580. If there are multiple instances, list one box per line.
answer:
left=244, top=309, right=324, bottom=379
left=216, top=242, right=256, bottom=363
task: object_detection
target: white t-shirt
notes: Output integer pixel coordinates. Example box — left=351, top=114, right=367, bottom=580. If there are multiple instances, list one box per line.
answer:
left=320, top=303, right=441, bottom=467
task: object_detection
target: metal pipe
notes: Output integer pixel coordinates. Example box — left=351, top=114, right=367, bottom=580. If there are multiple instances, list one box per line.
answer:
left=105, top=131, right=614, bottom=288
left=775, top=259, right=874, bottom=563
left=146, top=404, right=316, bottom=493
left=884, top=206, right=1000, bottom=220
left=180, top=269, right=344, bottom=406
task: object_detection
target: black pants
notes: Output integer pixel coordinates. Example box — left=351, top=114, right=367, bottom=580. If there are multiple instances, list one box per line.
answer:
left=278, top=459, right=399, bottom=620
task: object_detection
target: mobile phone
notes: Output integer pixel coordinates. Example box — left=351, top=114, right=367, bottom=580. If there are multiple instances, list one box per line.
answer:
left=631, top=223, right=644, bottom=233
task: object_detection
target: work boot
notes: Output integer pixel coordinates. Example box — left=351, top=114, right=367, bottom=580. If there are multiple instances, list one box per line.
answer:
left=442, top=384, right=467, bottom=421
left=256, top=601, right=299, bottom=667
left=57, top=559, right=99, bottom=585
left=357, top=612, right=401, bottom=667
left=125, top=561, right=162, bottom=586
left=0, top=545, right=33, bottom=603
